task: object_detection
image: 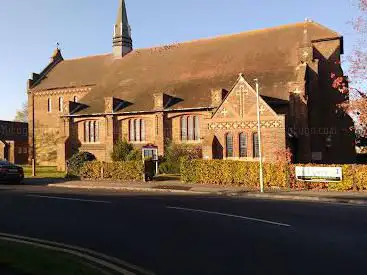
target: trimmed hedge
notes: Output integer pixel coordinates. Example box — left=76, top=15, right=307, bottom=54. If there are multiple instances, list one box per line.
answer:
left=181, top=159, right=288, bottom=188
left=181, top=159, right=367, bottom=191
left=80, top=161, right=144, bottom=181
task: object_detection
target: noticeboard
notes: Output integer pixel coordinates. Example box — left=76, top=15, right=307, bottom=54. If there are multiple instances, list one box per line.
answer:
left=295, top=166, right=342, bottom=182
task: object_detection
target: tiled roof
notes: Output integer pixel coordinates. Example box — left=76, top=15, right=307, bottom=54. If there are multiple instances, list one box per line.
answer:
left=31, top=21, right=341, bottom=115
left=32, top=54, right=114, bottom=91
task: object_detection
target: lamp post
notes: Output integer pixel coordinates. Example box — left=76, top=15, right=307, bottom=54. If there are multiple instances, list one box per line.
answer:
left=254, top=79, right=264, bottom=193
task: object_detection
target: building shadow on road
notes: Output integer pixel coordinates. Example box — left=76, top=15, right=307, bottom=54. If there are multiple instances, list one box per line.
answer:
left=23, top=177, right=68, bottom=186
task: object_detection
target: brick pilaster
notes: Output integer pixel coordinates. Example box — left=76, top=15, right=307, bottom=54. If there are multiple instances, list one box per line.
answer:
left=154, top=112, right=165, bottom=156
left=105, top=115, right=115, bottom=162
left=57, top=117, right=71, bottom=172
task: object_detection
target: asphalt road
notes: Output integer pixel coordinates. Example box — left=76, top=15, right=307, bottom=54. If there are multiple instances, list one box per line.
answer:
left=0, top=184, right=366, bottom=275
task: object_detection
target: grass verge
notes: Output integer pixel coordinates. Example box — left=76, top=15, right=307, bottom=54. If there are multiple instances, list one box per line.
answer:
left=21, top=166, right=66, bottom=179
left=0, top=240, right=101, bottom=275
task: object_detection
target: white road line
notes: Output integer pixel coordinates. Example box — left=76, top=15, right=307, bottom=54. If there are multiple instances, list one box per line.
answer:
left=27, top=194, right=112, bottom=204
left=167, top=206, right=292, bottom=227
left=0, top=236, right=135, bottom=275
left=0, top=232, right=152, bottom=275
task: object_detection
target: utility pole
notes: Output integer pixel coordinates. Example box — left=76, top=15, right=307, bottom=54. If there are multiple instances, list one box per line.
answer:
left=254, top=79, right=264, bottom=193
left=31, top=92, right=36, bottom=177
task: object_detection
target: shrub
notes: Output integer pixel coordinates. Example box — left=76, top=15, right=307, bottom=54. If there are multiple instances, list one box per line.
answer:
left=80, top=161, right=102, bottom=179
left=165, top=142, right=202, bottom=163
left=127, top=149, right=142, bottom=161
left=111, top=140, right=135, bottom=161
left=355, top=165, right=367, bottom=190
left=163, top=142, right=202, bottom=174
left=80, top=161, right=144, bottom=181
left=67, top=152, right=96, bottom=177
left=159, top=162, right=180, bottom=174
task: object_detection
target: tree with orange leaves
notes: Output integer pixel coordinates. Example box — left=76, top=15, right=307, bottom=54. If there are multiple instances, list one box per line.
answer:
left=331, top=0, right=367, bottom=141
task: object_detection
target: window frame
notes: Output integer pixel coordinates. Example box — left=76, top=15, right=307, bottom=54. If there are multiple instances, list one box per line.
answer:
left=83, top=120, right=99, bottom=144
left=253, top=132, right=260, bottom=158
left=239, top=132, right=248, bottom=158
left=58, top=97, right=63, bottom=112
left=181, top=115, right=200, bottom=142
left=226, top=133, right=234, bottom=158
left=129, top=119, right=146, bottom=143
left=47, top=98, right=52, bottom=113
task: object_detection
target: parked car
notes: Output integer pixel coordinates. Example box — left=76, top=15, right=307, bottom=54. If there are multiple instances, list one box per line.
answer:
left=0, top=160, right=24, bottom=184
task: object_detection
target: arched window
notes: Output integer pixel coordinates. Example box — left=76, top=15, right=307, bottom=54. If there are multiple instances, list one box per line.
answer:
left=181, top=117, right=187, bottom=141
left=84, top=121, right=89, bottom=142
left=94, top=121, right=99, bottom=142
left=187, top=116, right=194, bottom=140
left=135, top=119, right=140, bottom=141
left=194, top=116, right=200, bottom=140
left=58, top=97, right=63, bottom=112
left=140, top=120, right=146, bottom=141
left=129, top=119, right=135, bottom=141
left=226, top=133, right=233, bottom=158
left=129, top=119, right=145, bottom=142
left=253, top=132, right=260, bottom=158
left=239, top=133, right=247, bottom=158
left=181, top=115, right=200, bottom=141
left=90, top=121, right=95, bottom=143
left=47, top=98, right=52, bottom=113
left=84, top=121, right=99, bottom=143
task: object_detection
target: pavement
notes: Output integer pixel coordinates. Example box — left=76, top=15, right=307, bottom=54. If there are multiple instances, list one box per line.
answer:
left=42, top=178, right=367, bottom=205
left=0, top=183, right=366, bottom=274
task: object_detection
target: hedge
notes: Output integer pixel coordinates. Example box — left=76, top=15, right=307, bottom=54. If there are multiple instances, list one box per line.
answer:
left=181, top=159, right=288, bottom=188
left=80, top=161, right=144, bottom=181
left=181, top=159, right=367, bottom=191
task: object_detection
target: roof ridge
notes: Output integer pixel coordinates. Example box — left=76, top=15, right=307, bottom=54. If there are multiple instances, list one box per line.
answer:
left=133, top=21, right=336, bottom=53
left=64, top=53, right=112, bottom=61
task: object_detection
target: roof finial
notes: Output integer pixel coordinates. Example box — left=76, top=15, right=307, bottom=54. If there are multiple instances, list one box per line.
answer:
left=51, top=42, right=63, bottom=62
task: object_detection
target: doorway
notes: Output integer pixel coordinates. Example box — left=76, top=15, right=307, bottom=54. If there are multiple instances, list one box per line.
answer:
left=212, top=136, right=223, bottom=159
left=0, top=141, right=9, bottom=161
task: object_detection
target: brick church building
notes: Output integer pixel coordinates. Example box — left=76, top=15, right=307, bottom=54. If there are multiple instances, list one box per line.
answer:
left=27, top=0, right=355, bottom=171
left=0, top=121, right=28, bottom=164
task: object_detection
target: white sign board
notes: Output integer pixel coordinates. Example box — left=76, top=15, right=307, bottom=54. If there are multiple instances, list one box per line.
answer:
left=295, top=166, right=342, bottom=182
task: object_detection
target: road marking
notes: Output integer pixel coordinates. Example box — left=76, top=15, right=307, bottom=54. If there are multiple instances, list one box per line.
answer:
left=27, top=194, right=112, bottom=204
left=0, top=232, right=154, bottom=275
left=167, top=206, right=291, bottom=227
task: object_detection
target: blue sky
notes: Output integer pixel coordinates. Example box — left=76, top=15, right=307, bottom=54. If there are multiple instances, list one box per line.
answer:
left=0, top=0, right=361, bottom=120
